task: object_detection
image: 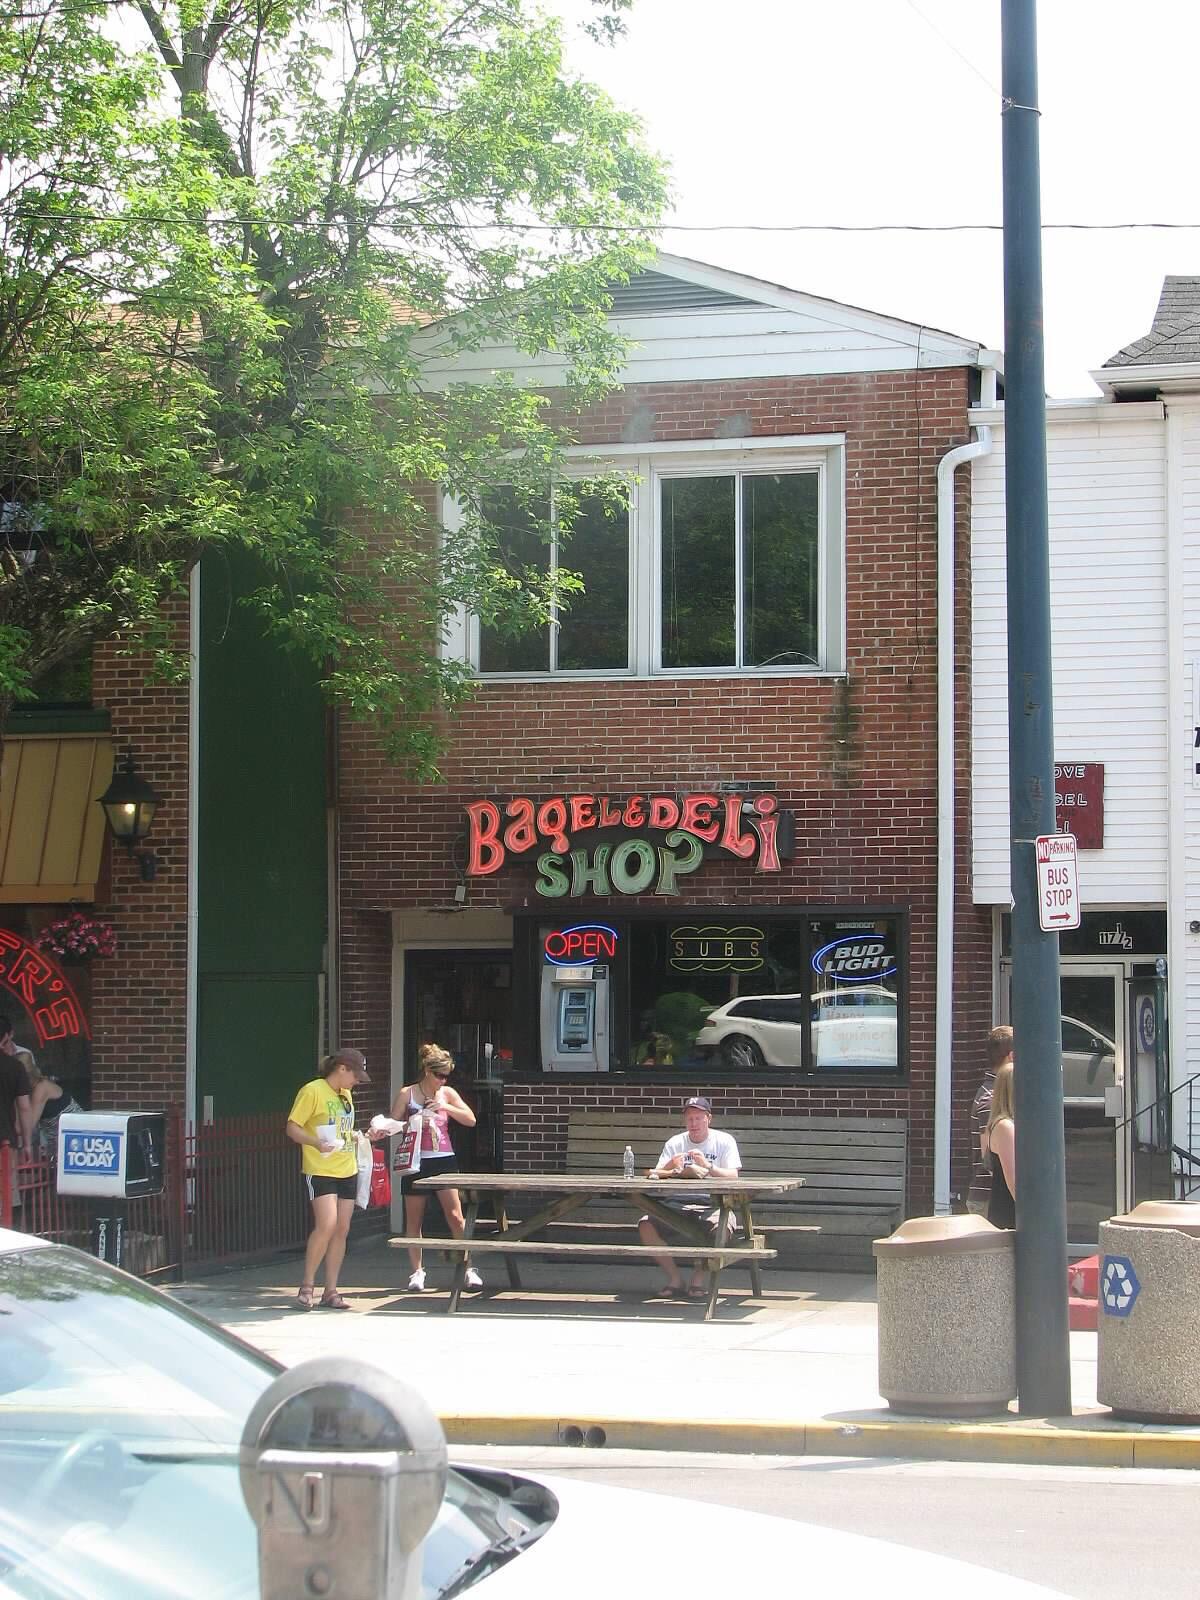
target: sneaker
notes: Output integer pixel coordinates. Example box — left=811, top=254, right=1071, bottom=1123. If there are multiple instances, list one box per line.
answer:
left=463, top=1268, right=483, bottom=1290
left=407, top=1269, right=427, bottom=1292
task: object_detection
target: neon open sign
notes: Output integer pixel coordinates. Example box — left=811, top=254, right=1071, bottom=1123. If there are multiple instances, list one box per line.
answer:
left=544, top=924, right=619, bottom=965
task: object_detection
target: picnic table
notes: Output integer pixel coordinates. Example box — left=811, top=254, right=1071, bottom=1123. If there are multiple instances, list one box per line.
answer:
left=393, top=1172, right=804, bottom=1320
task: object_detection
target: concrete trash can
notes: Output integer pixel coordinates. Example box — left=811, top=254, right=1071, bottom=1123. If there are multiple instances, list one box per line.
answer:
left=873, top=1215, right=1016, bottom=1416
left=1097, top=1200, right=1200, bottom=1423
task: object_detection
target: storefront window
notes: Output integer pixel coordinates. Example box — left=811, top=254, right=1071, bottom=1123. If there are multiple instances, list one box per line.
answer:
left=619, top=915, right=901, bottom=1076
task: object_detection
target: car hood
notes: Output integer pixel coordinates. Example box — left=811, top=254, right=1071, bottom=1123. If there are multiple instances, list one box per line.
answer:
left=478, top=1474, right=1068, bottom=1600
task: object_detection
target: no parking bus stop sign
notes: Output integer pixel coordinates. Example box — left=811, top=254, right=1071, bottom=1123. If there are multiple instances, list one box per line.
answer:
left=1035, top=833, right=1081, bottom=932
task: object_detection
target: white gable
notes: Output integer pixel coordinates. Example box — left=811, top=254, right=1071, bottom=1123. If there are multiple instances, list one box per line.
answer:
left=408, top=252, right=984, bottom=388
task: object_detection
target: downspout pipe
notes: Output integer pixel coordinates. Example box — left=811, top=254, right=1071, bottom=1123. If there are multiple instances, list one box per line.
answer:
left=933, top=367, right=995, bottom=1213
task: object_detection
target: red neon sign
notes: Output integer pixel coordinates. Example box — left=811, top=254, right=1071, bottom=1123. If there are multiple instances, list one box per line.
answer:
left=0, top=930, right=89, bottom=1043
left=543, top=925, right=619, bottom=965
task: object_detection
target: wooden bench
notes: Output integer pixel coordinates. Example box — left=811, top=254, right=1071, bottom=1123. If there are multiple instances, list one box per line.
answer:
left=387, top=1225, right=776, bottom=1318
left=556, top=1112, right=908, bottom=1272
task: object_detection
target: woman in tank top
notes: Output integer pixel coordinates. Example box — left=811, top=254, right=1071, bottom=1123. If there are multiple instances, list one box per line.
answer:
left=389, top=1042, right=479, bottom=1293
left=982, top=1061, right=1016, bottom=1229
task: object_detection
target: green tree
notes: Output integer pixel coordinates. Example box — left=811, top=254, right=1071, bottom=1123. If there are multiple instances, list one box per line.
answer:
left=0, top=0, right=665, bottom=772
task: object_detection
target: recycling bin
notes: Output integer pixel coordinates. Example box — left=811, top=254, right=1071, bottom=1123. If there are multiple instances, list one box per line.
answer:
left=1097, top=1200, right=1200, bottom=1422
left=873, top=1214, right=1016, bottom=1416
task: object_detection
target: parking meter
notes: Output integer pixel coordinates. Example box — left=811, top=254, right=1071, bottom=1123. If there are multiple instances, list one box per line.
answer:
left=239, top=1357, right=447, bottom=1600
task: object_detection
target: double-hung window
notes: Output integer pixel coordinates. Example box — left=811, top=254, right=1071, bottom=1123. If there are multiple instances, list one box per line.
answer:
left=476, top=486, right=631, bottom=675
left=443, top=434, right=844, bottom=679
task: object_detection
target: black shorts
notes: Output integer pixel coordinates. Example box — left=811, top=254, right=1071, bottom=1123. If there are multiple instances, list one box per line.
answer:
left=305, top=1173, right=358, bottom=1202
left=400, top=1152, right=459, bottom=1197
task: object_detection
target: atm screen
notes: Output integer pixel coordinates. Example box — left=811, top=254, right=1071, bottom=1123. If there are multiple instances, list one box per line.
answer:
left=558, top=988, right=594, bottom=1049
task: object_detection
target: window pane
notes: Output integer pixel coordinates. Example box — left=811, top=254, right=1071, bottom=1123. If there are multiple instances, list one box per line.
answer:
left=809, top=918, right=900, bottom=1072
left=557, top=491, right=629, bottom=671
left=661, top=476, right=735, bottom=668
left=743, top=472, right=819, bottom=667
left=479, top=489, right=551, bottom=673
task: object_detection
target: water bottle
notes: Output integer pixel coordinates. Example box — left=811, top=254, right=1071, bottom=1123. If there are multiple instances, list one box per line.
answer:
left=623, top=1144, right=636, bottom=1179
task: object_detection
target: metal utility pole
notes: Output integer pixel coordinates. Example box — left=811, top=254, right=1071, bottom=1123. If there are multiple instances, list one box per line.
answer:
left=1000, top=0, right=1072, bottom=1416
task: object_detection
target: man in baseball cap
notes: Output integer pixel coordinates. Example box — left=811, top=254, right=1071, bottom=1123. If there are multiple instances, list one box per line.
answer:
left=638, top=1096, right=741, bottom=1299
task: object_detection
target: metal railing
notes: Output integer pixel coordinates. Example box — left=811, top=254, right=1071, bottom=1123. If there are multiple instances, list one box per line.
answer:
left=1, top=1113, right=312, bottom=1275
left=1117, top=1071, right=1200, bottom=1208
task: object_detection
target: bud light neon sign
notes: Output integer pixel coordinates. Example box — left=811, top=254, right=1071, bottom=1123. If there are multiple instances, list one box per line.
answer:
left=811, top=933, right=897, bottom=982
left=544, top=924, right=619, bottom=965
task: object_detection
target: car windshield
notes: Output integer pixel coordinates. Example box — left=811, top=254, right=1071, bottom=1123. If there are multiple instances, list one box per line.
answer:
left=0, top=1242, right=550, bottom=1600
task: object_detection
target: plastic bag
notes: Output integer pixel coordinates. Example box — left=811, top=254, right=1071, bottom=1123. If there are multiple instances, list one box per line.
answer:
left=369, top=1146, right=391, bottom=1208
left=354, top=1132, right=373, bottom=1209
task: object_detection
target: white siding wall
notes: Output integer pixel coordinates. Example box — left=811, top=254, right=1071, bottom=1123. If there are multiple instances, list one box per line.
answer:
left=411, top=304, right=980, bottom=388
left=1172, top=403, right=1200, bottom=1131
left=972, top=410, right=1168, bottom=905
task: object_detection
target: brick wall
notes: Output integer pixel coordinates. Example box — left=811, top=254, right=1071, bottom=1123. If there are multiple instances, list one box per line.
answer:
left=89, top=615, right=191, bottom=1109
left=337, top=367, right=995, bottom=1215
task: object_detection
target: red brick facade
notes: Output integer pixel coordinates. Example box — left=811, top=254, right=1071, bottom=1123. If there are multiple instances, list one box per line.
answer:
left=89, top=621, right=191, bottom=1109
left=337, top=368, right=996, bottom=1214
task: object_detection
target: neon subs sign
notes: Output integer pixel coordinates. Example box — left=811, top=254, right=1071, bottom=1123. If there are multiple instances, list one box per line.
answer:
left=543, top=924, right=619, bottom=965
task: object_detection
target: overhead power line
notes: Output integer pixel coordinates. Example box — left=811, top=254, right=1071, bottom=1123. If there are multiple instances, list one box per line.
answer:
left=6, top=209, right=1200, bottom=234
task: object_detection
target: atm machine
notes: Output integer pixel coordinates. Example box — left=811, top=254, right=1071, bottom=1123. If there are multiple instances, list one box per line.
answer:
left=540, top=963, right=611, bottom=1072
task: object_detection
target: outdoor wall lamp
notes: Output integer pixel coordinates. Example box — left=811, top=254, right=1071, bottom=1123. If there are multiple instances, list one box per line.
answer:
left=97, top=754, right=162, bottom=882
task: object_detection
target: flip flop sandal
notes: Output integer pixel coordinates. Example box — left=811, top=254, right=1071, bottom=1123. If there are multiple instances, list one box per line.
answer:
left=319, top=1290, right=351, bottom=1310
left=661, top=1286, right=689, bottom=1300
left=687, top=1286, right=709, bottom=1300
left=297, top=1284, right=316, bottom=1310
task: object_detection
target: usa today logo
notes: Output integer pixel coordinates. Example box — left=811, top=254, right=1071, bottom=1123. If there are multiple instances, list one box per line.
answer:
left=62, top=1132, right=123, bottom=1172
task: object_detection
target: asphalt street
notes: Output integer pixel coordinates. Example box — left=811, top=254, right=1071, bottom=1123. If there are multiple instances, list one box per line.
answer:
left=456, top=1446, right=1200, bottom=1600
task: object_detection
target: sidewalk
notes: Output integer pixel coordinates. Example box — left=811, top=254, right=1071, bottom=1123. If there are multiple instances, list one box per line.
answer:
left=170, top=1236, right=1200, bottom=1469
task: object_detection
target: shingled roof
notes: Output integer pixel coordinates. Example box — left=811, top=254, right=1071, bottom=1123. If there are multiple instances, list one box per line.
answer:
left=1104, top=276, right=1200, bottom=367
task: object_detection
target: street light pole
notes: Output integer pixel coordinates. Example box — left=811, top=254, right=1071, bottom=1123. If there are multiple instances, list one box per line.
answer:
left=1000, top=0, right=1072, bottom=1416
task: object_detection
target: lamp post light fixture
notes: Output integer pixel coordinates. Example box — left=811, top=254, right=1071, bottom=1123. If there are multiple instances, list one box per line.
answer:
left=97, top=754, right=162, bottom=881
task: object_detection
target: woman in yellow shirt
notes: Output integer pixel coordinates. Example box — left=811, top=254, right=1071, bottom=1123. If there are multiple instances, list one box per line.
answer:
left=286, top=1048, right=370, bottom=1309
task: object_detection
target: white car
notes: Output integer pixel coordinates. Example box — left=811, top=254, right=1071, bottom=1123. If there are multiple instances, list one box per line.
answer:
left=0, top=1226, right=1067, bottom=1600
left=695, top=985, right=898, bottom=1071
left=1060, top=1015, right=1116, bottom=1103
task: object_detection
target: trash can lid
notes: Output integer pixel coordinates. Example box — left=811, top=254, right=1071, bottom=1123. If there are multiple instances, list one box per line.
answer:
left=873, top=1213, right=1014, bottom=1257
left=1105, top=1200, right=1200, bottom=1236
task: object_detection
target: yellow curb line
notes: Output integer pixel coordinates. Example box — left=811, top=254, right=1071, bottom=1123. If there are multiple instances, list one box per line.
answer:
left=438, top=1413, right=1200, bottom=1469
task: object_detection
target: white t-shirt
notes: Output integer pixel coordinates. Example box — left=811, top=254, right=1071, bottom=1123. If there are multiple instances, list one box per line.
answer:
left=657, top=1128, right=741, bottom=1175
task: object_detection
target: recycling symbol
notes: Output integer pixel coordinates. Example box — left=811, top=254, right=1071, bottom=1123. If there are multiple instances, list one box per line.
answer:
left=1101, top=1255, right=1141, bottom=1317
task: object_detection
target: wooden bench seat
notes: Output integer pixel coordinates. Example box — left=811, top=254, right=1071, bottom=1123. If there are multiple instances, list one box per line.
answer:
left=387, top=1236, right=774, bottom=1265
left=545, top=1112, right=907, bottom=1272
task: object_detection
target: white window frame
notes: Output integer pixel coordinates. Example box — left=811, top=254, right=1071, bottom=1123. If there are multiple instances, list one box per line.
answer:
left=441, top=433, right=846, bottom=680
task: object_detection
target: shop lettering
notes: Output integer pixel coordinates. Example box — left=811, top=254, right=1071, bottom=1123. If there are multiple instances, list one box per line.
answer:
left=466, top=792, right=782, bottom=882
left=535, top=832, right=705, bottom=899
left=0, top=930, right=88, bottom=1043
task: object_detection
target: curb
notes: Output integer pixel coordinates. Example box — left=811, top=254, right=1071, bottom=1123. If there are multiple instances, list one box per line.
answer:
left=438, top=1413, right=1200, bottom=1470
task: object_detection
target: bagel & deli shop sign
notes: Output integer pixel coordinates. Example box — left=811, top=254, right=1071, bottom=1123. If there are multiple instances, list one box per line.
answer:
left=465, top=792, right=791, bottom=898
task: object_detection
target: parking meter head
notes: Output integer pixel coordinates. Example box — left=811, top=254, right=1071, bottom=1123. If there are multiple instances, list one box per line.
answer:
left=239, top=1358, right=448, bottom=1600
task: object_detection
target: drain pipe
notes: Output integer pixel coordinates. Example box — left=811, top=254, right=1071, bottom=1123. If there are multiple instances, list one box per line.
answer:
left=933, top=363, right=996, bottom=1213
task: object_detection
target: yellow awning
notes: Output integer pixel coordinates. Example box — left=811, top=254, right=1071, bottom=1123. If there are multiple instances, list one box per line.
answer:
left=0, top=735, right=115, bottom=902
